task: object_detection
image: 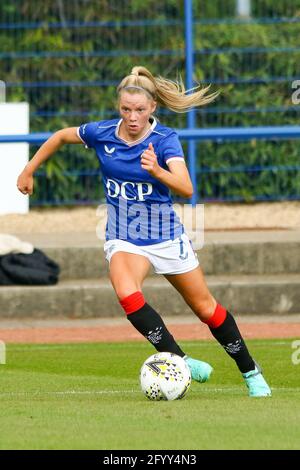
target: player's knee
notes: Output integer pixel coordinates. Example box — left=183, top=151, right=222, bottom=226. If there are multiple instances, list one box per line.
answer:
left=115, top=285, right=142, bottom=302
left=109, top=274, right=141, bottom=301
left=193, top=297, right=217, bottom=322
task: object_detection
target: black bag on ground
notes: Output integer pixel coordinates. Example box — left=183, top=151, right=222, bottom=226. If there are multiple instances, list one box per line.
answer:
left=0, top=249, right=60, bottom=285
left=0, top=264, right=14, bottom=285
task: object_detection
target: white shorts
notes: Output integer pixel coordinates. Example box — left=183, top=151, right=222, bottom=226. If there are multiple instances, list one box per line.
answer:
left=103, top=233, right=199, bottom=275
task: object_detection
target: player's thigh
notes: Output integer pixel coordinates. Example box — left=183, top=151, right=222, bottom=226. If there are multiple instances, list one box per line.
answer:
left=109, top=251, right=151, bottom=299
left=164, top=266, right=216, bottom=320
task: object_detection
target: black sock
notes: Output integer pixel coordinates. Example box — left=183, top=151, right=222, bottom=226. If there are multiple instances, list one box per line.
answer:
left=127, top=303, right=185, bottom=357
left=209, top=311, right=255, bottom=373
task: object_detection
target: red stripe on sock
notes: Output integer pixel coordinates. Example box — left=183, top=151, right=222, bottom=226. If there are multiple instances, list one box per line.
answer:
left=119, top=291, right=146, bottom=315
left=204, top=303, right=227, bottom=328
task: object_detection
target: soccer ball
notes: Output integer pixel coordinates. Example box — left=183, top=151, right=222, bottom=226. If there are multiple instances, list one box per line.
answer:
left=140, top=352, right=191, bottom=401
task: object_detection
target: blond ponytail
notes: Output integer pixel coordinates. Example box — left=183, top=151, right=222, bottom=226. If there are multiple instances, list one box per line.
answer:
left=117, top=65, right=218, bottom=113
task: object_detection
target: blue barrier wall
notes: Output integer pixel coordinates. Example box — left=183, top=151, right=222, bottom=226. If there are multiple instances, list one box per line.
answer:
left=1, top=1, right=300, bottom=205
left=2, top=125, right=300, bottom=204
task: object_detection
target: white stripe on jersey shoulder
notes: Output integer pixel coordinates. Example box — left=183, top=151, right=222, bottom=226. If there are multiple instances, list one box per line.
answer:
left=152, top=130, right=167, bottom=137
left=76, top=127, right=86, bottom=144
left=97, top=123, right=118, bottom=129
left=166, top=156, right=186, bottom=165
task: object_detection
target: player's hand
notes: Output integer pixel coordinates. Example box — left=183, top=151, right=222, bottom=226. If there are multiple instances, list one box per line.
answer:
left=17, top=168, right=34, bottom=195
left=141, top=143, right=161, bottom=177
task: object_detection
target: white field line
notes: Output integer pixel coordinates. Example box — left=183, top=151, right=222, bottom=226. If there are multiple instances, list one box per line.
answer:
left=0, top=390, right=140, bottom=396
left=6, top=340, right=293, bottom=352
left=0, top=387, right=299, bottom=397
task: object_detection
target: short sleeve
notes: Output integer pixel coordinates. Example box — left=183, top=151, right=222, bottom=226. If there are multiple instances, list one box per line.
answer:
left=160, top=131, right=185, bottom=166
left=77, top=122, right=99, bottom=149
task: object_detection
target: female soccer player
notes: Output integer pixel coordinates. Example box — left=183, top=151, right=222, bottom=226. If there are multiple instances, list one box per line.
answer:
left=17, top=66, right=271, bottom=397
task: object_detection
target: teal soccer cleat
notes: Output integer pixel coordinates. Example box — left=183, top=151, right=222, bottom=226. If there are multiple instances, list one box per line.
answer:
left=184, top=356, right=213, bottom=383
left=243, top=363, right=272, bottom=397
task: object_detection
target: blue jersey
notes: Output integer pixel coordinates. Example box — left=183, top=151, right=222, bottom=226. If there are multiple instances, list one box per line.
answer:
left=78, top=118, right=185, bottom=246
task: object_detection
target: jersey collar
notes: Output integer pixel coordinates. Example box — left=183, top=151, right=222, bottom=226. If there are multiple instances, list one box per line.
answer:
left=115, top=117, right=157, bottom=146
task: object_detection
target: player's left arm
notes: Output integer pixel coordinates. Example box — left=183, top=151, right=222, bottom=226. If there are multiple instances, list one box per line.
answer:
left=141, top=143, right=193, bottom=198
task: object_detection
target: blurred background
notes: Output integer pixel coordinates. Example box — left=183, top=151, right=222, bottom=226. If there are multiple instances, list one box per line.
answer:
left=0, top=0, right=300, bottom=206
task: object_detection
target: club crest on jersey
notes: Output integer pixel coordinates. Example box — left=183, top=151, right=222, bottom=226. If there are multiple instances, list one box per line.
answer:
left=104, top=145, right=115, bottom=156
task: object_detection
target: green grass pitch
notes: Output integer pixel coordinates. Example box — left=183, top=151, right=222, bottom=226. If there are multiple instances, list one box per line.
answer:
left=0, top=339, right=299, bottom=450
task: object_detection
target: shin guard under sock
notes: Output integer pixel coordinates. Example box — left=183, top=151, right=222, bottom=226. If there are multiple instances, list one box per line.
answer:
left=120, top=291, right=185, bottom=357
left=204, top=304, right=255, bottom=373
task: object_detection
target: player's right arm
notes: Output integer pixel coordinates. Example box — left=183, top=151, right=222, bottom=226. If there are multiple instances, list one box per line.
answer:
left=17, top=127, right=81, bottom=195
